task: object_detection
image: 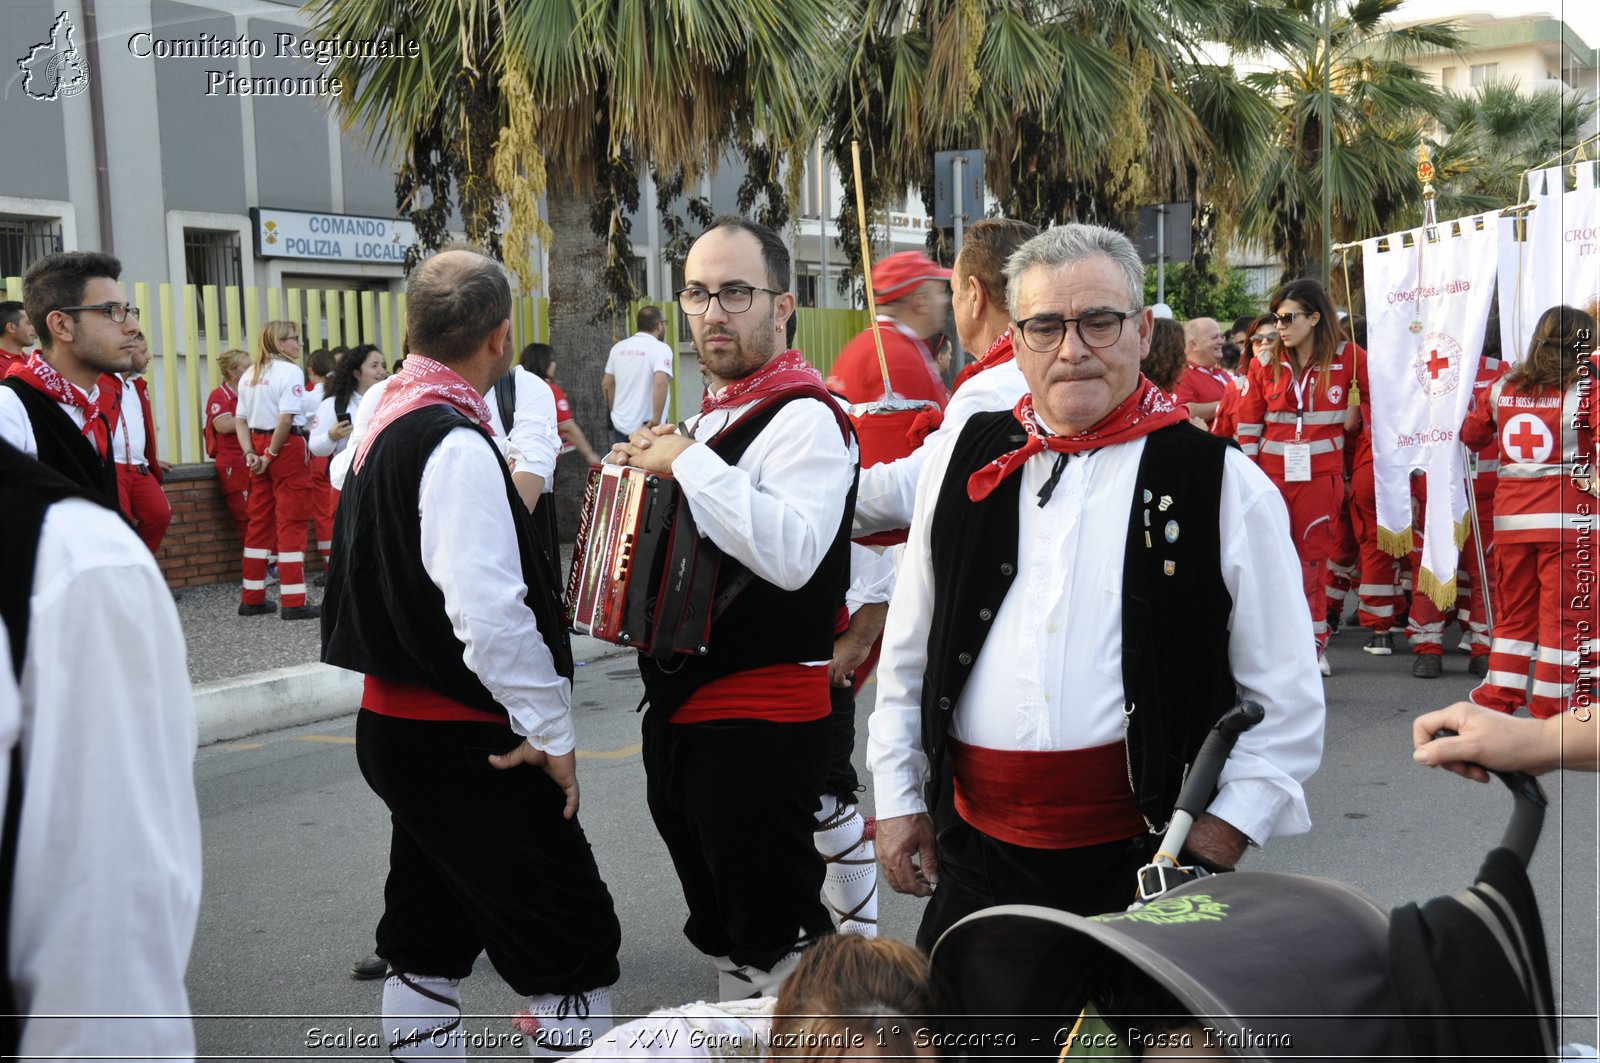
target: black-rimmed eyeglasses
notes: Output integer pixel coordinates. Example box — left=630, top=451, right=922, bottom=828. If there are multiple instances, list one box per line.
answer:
left=676, top=285, right=783, bottom=316
left=1014, top=309, right=1140, bottom=353
left=59, top=302, right=140, bottom=323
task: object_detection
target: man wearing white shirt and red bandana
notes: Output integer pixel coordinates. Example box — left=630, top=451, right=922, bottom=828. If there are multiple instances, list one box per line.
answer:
left=867, top=225, right=1324, bottom=951
left=612, top=217, right=855, bottom=999
left=322, top=248, right=621, bottom=1059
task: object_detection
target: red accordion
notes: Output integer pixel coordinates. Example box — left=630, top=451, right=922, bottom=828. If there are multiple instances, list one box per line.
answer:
left=565, top=463, right=722, bottom=659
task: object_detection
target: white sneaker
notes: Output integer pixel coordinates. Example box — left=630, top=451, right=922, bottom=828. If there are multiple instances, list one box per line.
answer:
left=1318, top=652, right=1332, bottom=677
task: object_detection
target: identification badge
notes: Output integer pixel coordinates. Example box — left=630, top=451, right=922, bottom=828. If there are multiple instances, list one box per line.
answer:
left=1283, top=442, right=1313, bottom=482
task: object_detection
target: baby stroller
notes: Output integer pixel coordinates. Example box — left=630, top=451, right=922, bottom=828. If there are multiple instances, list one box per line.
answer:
left=929, top=708, right=1557, bottom=1060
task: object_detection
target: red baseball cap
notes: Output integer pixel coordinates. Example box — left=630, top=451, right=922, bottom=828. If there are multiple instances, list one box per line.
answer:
left=872, top=251, right=952, bottom=303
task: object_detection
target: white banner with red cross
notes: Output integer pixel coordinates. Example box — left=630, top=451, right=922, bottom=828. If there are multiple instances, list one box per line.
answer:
left=1363, top=213, right=1500, bottom=609
left=1498, top=160, right=1600, bottom=365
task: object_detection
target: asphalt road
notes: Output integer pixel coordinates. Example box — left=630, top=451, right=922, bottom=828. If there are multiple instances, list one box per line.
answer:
left=188, top=627, right=1598, bottom=1058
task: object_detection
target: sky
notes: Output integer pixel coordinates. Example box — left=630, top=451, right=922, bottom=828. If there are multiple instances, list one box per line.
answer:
left=1394, top=0, right=1600, bottom=54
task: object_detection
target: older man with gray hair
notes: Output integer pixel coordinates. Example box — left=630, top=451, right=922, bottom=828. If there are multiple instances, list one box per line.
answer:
left=322, top=247, right=621, bottom=1059
left=867, top=224, right=1325, bottom=950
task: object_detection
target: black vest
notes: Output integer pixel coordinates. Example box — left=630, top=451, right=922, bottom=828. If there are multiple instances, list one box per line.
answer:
left=923, top=413, right=1237, bottom=831
left=321, top=405, right=573, bottom=715
left=639, top=394, right=856, bottom=719
left=0, top=376, right=118, bottom=508
left=0, top=440, right=114, bottom=1053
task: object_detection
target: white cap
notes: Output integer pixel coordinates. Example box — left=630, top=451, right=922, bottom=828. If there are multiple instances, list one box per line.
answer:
left=1150, top=302, right=1174, bottom=319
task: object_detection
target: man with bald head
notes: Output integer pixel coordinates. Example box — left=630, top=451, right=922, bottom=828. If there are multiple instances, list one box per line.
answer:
left=868, top=225, right=1323, bottom=948
left=1172, top=316, right=1230, bottom=425
left=322, top=248, right=621, bottom=1058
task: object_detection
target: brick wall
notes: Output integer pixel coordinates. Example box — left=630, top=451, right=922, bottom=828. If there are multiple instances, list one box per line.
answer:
left=156, top=464, right=324, bottom=589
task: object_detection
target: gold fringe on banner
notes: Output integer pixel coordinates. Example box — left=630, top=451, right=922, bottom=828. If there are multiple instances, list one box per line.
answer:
left=1454, top=509, right=1473, bottom=550
left=1378, top=524, right=1414, bottom=558
left=1415, top=564, right=1458, bottom=613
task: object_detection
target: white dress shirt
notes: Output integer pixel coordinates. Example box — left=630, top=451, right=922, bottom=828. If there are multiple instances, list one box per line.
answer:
left=4, top=498, right=202, bottom=1059
left=329, top=375, right=391, bottom=490
left=418, top=427, right=575, bottom=755
left=854, top=360, right=1026, bottom=535
left=114, top=374, right=148, bottom=466
left=867, top=431, right=1325, bottom=847
left=670, top=394, right=855, bottom=593
left=309, top=389, right=366, bottom=458
left=846, top=542, right=896, bottom=616
left=485, top=366, right=561, bottom=486
left=0, top=378, right=101, bottom=459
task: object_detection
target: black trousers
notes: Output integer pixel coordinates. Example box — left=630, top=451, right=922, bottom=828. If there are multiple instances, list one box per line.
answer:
left=643, top=716, right=835, bottom=971
left=356, top=711, right=622, bottom=995
left=822, top=682, right=862, bottom=803
left=916, top=808, right=1154, bottom=953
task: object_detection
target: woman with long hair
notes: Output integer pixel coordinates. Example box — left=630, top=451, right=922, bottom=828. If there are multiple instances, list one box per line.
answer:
left=1234, top=279, right=1369, bottom=675
left=1140, top=317, right=1187, bottom=396
left=206, top=349, right=254, bottom=546
left=519, top=341, right=602, bottom=465
left=1459, top=304, right=1598, bottom=718
left=234, top=320, right=318, bottom=619
left=310, top=344, right=387, bottom=459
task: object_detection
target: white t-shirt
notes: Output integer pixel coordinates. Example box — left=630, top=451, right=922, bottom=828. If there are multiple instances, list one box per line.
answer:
left=605, top=330, right=674, bottom=434
left=114, top=374, right=147, bottom=466
left=237, top=359, right=308, bottom=430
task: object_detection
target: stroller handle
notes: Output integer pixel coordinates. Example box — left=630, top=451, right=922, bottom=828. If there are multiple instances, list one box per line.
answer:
left=1433, top=729, right=1548, bottom=866
left=1172, top=700, right=1266, bottom=821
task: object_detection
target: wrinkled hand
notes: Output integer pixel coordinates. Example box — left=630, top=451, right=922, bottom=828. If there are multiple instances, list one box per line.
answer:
left=614, top=423, right=694, bottom=474
left=876, top=812, right=939, bottom=897
left=828, top=633, right=874, bottom=688
left=1413, top=701, right=1559, bottom=782
left=1183, top=812, right=1249, bottom=870
left=488, top=741, right=580, bottom=819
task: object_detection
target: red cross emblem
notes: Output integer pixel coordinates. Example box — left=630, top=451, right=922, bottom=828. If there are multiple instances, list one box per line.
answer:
left=1501, top=413, right=1553, bottom=464
left=1425, top=350, right=1450, bottom=379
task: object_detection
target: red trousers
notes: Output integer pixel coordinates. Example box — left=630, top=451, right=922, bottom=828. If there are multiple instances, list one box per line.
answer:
left=241, top=433, right=315, bottom=608
left=310, top=454, right=335, bottom=559
left=1324, top=486, right=1358, bottom=620
left=217, top=457, right=250, bottom=545
left=1471, top=539, right=1596, bottom=718
left=116, top=463, right=172, bottom=555
left=1408, top=486, right=1494, bottom=658
left=1348, top=459, right=1401, bottom=632
left=1268, top=471, right=1343, bottom=653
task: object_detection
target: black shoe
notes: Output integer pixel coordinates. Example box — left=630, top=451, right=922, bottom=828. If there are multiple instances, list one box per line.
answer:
left=1326, top=608, right=1342, bottom=636
left=313, top=571, right=327, bottom=588
left=281, top=604, right=322, bottom=621
left=1363, top=632, right=1394, bottom=656
left=238, top=602, right=276, bottom=617
left=1412, top=653, right=1443, bottom=679
left=350, top=952, right=387, bottom=980
left=1468, top=655, right=1489, bottom=678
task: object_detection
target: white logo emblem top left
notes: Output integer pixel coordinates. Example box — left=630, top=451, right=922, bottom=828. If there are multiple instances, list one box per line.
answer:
left=18, top=11, right=92, bottom=101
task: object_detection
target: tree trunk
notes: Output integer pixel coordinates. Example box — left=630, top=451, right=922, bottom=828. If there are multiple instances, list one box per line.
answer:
left=546, top=179, right=616, bottom=542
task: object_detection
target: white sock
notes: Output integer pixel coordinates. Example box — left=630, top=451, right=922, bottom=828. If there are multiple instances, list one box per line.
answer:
left=814, top=795, right=878, bottom=937
left=514, top=987, right=614, bottom=1057
left=382, top=972, right=463, bottom=1059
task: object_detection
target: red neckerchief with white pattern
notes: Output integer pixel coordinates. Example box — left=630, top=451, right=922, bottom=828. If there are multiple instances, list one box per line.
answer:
left=701, top=348, right=852, bottom=443
left=353, top=354, right=494, bottom=473
left=9, top=351, right=109, bottom=458
left=951, top=328, right=1014, bottom=394
left=967, top=375, right=1189, bottom=502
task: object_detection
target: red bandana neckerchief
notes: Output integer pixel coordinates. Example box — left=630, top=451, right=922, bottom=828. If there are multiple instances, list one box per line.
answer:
left=967, top=375, right=1188, bottom=502
left=701, top=348, right=851, bottom=443
left=10, top=351, right=109, bottom=458
left=951, top=328, right=1014, bottom=394
left=353, top=354, right=494, bottom=473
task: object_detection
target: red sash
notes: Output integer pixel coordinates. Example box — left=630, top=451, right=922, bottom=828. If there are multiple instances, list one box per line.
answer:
left=949, top=738, right=1146, bottom=850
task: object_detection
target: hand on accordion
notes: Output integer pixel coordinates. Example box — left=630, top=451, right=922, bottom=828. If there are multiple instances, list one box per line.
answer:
left=611, top=423, right=693, bottom=475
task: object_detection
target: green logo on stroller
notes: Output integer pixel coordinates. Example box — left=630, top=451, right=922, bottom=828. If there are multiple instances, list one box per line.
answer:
left=1092, top=895, right=1229, bottom=925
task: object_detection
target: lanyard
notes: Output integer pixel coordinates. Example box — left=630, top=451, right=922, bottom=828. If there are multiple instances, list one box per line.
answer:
left=121, top=378, right=135, bottom=465
left=1287, top=361, right=1316, bottom=441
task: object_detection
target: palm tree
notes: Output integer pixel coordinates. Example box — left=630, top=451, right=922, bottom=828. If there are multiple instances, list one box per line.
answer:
left=1431, top=81, right=1597, bottom=217
left=305, top=0, right=840, bottom=515
left=1238, top=0, right=1461, bottom=283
